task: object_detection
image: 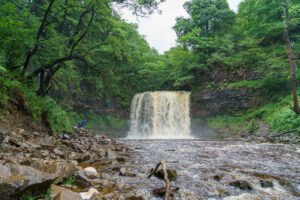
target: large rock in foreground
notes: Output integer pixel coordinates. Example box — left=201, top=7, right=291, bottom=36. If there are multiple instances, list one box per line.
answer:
left=0, top=161, right=76, bottom=200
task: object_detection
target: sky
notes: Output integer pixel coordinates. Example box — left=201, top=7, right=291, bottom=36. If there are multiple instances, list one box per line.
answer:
left=120, top=0, right=243, bottom=54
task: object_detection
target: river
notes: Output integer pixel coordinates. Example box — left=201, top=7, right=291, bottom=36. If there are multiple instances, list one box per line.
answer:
left=112, top=139, right=300, bottom=200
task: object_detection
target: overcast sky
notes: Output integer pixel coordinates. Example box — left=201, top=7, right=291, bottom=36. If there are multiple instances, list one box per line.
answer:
left=121, top=0, right=243, bottom=54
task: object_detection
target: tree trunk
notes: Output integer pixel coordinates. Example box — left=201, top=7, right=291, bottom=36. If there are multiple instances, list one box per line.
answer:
left=283, top=0, right=299, bottom=114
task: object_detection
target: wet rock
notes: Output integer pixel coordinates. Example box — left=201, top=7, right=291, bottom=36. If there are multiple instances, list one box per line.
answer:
left=0, top=164, right=57, bottom=200
left=53, top=148, right=65, bottom=157
left=31, top=159, right=45, bottom=171
left=116, top=157, right=126, bottom=162
left=63, top=134, right=71, bottom=139
left=229, top=180, right=253, bottom=190
left=125, top=194, right=145, bottom=200
left=25, top=142, right=41, bottom=152
left=90, top=193, right=103, bottom=200
left=30, top=136, right=56, bottom=146
left=33, top=149, right=43, bottom=158
left=41, top=144, right=56, bottom=151
left=70, top=153, right=90, bottom=162
left=74, top=168, right=92, bottom=188
left=16, top=128, right=25, bottom=135
left=119, top=167, right=136, bottom=177
left=259, top=180, right=273, bottom=188
left=98, top=149, right=106, bottom=157
left=41, top=150, right=49, bottom=157
left=43, top=161, right=77, bottom=183
left=8, top=137, right=21, bottom=146
left=106, top=149, right=116, bottom=159
left=0, top=128, right=7, bottom=143
left=51, top=185, right=82, bottom=200
left=213, top=175, right=222, bottom=181
left=20, top=142, right=29, bottom=149
left=152, top=186, right=180, bottom=197
left=80, top=188, right=99, bottom=200
left=154, top=168, right=177, bottom=181
left=1, top=143, right=12, bottom=153
left=84, top=167, right=98, bottom=179
left=119, top=167, right=126, bottom=176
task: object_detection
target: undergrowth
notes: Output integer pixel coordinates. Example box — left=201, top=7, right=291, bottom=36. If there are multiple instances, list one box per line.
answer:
left=20, top=187, right=53, bottom=200
left=207, top=92, right=300, bottom=134
left=0, top=76, right=71, bottom=133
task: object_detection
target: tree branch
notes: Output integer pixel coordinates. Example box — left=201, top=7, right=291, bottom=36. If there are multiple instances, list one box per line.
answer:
left=21, top=0, right=56, bottom=77
left=30, top=55, right=86, bottom=78
left=148, top=161, right=170, bottom=200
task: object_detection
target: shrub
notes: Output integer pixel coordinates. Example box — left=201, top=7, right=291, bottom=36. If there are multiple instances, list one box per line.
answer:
left=271, top=106, right=300, bottom=132
left=247, top=119, right=258, bottom=134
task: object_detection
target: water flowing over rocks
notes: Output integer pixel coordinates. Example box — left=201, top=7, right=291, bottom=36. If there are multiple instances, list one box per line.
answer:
left=0, top=125, right=299, bottom=199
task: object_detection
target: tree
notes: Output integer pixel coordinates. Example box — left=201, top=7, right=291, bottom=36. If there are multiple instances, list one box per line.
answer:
left=283, top=0, right=299, bottom=114
left=0, top=0, right=164, bottom=96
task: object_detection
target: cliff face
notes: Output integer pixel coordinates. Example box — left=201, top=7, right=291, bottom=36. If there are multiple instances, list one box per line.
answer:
left=190, top=68, right=264, bottom=118
left=191, top=87, right=264, bottom=117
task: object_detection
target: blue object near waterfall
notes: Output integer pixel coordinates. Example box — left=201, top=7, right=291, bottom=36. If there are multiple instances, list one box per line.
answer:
left=82, top=119, right=87, bottom=127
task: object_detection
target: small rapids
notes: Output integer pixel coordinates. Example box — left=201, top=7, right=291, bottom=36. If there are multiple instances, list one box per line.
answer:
left=113, top=140, right=300, bottom=200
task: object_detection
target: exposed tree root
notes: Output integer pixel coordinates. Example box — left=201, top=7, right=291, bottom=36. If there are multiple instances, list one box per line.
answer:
left=272, top=129, right=297, bottom=137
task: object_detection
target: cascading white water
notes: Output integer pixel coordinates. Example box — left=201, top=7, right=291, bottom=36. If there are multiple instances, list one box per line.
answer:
left=127, top=91, right=192, bottom=139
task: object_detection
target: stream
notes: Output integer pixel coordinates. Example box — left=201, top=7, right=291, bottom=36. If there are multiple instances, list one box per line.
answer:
left=111, top=139, right=300, bottom=200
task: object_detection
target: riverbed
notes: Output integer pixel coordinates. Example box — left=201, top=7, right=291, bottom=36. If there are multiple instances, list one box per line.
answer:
left=114, top=140, right=300, bottom=200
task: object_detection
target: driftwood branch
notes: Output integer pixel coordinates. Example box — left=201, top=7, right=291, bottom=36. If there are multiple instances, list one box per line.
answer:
left=148, top=161, right=170, bottom=200
left=272, top=129, right=297, bottom=137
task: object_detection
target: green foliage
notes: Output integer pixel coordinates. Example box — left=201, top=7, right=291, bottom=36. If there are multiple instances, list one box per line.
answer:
left=20, top=187, right=53, bottom=200
left=25, top=90, right=72, bottom=133
left=207, top=115, right=246, bottom=130
left=271, top=106, right=300, bottom=132
left=0, top=77, right=22, bottom=106
left=207, top=92, right=300, bottom=134
left=247, top=119, right=258, bottom=134
left=62, top=176, right=75, bottom=185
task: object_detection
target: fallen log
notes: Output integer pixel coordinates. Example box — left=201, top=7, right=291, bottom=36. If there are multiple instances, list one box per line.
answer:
left=148, top=161, right=170, bottom=200
left=271, top=129, right=297, bottom=137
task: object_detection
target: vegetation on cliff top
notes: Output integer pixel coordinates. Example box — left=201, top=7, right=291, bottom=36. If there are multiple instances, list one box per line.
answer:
left=0, top=0, right=299, bottom=136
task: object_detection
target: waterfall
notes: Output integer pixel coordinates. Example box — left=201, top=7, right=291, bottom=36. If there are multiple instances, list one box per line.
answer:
left=128, top=91, right=192, bottom=139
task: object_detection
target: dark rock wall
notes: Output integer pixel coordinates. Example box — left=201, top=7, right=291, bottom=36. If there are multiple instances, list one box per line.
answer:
left=191, top=68, right=263, bottom=118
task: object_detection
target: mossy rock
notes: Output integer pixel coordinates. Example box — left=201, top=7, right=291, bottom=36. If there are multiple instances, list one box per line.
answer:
left=154, top=168, right=177, bottom=181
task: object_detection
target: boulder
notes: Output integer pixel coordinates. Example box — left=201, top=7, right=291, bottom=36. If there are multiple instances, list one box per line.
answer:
left=84, top=167, right=98, bottom=179
left=70, top=153, right=90, bottom=162
left=259, top=180, right=273, bottom=188
left=51, top=185, right=82, bottom=200
left=74, top=168, right=92, bottom=188
left=43, top=161, right=77, bottom=183
left=0, top=164, right=56, bottom=200
left=125, top=194, right=145, bottom=200
left=53, top=148, right=65, bottom=157
left=119, top=167, right=136, bottom=177
left=98, top=149, right=106, bottom=157
left=229, top=180, right=253, bottom=190
left=106, top=149, right=116, bottom=159
left=154, top=168, right=177, bottom=181
left=29, top=136, right=56, bottom=146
